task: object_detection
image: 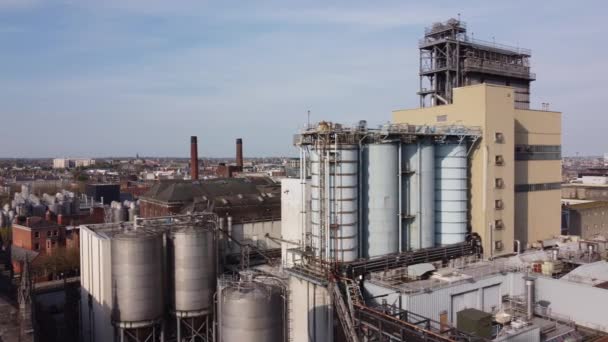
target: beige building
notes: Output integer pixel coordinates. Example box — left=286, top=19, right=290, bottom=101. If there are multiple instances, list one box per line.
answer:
left=393, top=84, right=561, bottom=256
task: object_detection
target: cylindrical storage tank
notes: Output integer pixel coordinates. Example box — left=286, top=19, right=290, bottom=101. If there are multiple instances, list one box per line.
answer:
left=363, top=143, right=399, bottom=258
left=113, top=207, right=127, bottom=223
left=111, top=230, right=164, bottom=324
left=330, top=144, right=359, bottom=262
left=435, top=143, right=468, bottom=246
left=219, top=279, right=285, bottom=342
left=128, top=203, right=139, bottom=222
left=403, top=141, right=435, bottom=250
left=310, top=143, right=359, bottom=262
left=168, top=227, right=216, bottom=314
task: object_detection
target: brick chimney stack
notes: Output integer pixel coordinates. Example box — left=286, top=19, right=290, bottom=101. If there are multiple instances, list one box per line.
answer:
left=191, top=136, right=199, bottom=180
left=236, top=138, right=243, bottom=168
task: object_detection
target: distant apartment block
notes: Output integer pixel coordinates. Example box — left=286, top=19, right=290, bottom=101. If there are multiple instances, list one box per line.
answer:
left=53, top=158, right=95, bottom=169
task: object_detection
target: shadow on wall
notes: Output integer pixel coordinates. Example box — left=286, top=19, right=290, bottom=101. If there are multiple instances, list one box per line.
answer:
left=514, top=120, right=529, bottom=249
left=80, top=287, right=113, bottom=342
left=34, top=282, right=81, bottom=342
left=308, top=304, right=332, bottom=341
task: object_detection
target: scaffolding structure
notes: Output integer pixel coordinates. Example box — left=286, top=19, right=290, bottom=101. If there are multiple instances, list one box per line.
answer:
left=418, top=18, right=535, bottom=108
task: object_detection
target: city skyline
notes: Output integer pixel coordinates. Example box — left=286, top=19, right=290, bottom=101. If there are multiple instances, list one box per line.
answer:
left=1, top=0, right=606, bottom=157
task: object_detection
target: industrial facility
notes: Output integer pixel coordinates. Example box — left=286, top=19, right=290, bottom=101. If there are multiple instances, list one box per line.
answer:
left=75, top=17, right=608, bottom=342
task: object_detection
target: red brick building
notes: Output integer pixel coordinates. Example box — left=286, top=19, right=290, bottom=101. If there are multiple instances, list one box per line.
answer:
left=12, top=216, right=66, bottom=255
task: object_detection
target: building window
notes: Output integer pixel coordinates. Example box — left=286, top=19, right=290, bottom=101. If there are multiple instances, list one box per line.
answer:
left=495, top=220, right=504, bottom=230
left=495, top=132, right=505, bottom=143
left=515, top=182, right=561, bottom=193
left=515, top=144, right=561, bottom=160
left=34, top=243, right=40, bottom=251
left=495, top=155, right=504, bottom=166
left=494, top=241, right=504, bottom=251
left=34, top=232, right=39, bottom=238
left=495, top=200, right=504, bottom=210
left=495, top=178, right=505, bottom=189
left=53, top=230, right=58, bottom=236
left=46, top=231, right=51, bottom=237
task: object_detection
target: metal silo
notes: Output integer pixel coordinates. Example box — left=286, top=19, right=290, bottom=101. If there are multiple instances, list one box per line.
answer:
left=111, top=229, right=164, bottom=325
left=332, top=144, right=359, bottom=262
left=168, top=226, right=216, bottom=341
left=218, top=275, right=286, bottom=342
left=403, top=140, right=435, bottom=250
left=435, top=143, right=468, bottom=245
left=363, top=143, right=399, bottom=258
left=310, top=144, right=359, bottom=262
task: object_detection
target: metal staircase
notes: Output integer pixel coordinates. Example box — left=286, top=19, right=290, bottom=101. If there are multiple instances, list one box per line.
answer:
left=343, top=278, right=363, bottom=321
left=331, top=281, right=360, bottom=342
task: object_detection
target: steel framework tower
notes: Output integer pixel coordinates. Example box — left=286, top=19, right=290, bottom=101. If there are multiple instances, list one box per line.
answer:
left=418, top=18, right=535, bottom=109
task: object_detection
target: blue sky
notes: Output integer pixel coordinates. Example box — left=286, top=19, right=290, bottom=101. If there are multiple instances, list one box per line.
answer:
left=0, top=1, right=606, bottom=158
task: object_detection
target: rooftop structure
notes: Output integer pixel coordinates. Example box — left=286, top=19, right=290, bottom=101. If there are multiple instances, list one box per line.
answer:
left=418, top=18, right=534, bottom=109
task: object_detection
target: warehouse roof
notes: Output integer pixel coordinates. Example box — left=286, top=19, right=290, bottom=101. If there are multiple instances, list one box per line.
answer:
left=140, top=177, right=281, bottom=222
left=562, top=261, right=608, bottom=287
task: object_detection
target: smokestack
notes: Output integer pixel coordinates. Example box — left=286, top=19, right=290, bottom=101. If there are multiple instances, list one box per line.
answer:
left=191, top=136, right=199, bottom=180
left=236, top=138, right=243, bottom=168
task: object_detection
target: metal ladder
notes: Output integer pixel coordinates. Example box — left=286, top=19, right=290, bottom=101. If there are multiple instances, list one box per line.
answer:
left=287, top=288, right=294, bottom=342
left=331, top=281, right=360, bottom=342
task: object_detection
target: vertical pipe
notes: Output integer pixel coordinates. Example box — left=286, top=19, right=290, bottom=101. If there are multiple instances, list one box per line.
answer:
left=334, top=136, right=339, bottom=262
left=325, top=148, right=331, bottom=261
left=227, top=216, right=233, bottom=248
left=525, top=278, right=535, bottom=321
left=300, top=147, right=307, bottom=249
left=176, top=316, right=181, bottom=342
left=190, top=136, right=199, bottom=180
left=398, top=142, right=403, bottom=253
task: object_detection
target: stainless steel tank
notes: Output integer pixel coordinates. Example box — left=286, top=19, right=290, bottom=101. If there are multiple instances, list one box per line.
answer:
left=363, top=143, right=399, bottom=257
left=111, top=229, right=164, bottom=324
left=435, top=143, right=468, bottom=245
left=403, top=140, right=435, bottom=250
left=219, top=278, right=285, bottom=342
left=128, top=202, right=139, bottom=222
left=310, top=144, right=359, bottom=262
left=168, top=227, right=216, bottom=314
left=113, top=206, right=127, bottom=223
